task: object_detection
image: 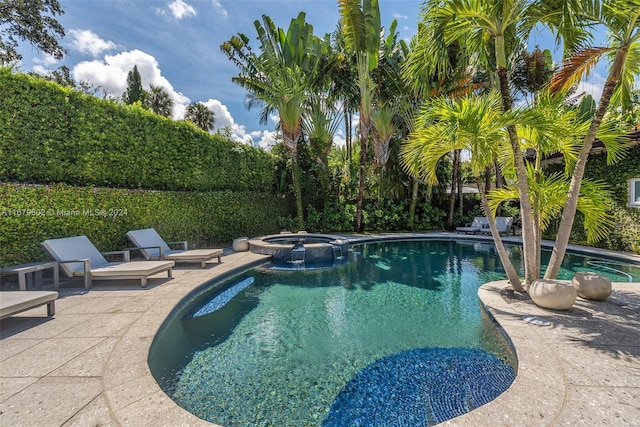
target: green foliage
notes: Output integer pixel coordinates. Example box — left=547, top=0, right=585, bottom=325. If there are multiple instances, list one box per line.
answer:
left=0, top=183, right=289, bottom=265
left=0, top=69, right=274, bottom=192
left=0, top=0, right=65, bottom=64
left=185, top=102, right=215, bottom=131
left=145, top=85, right=173, bottom=117
left=303, top=198, right=446, bottom=233
left=305, top=199, right=356, bottom=232
left=545, top=144, right=640, bottom=254
left=412, top=202, right=447, bottom=231
left=123, top=65, right=145, bottom=104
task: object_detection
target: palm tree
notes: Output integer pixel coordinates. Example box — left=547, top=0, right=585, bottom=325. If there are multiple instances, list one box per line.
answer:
left=221, top=12, right=332, bottom=230
left=303, top=95, right=342, bottom=204
left=370, top=103, right=396, bottom=197
left=402, top=90, right=608, bottom=292
left=185, top=102, right=215, bottom=132
left=329, top=25, right=360, bottom=166
left=145, top=85, right=173, bottom=117
left=410, top=0, right=591, bottom=289
left=338, top=0, right=382, bottom=232
left=489, top=170, right=615, bottom=248
left=303, top=95, right=342, bottom=169
left=401, top=92, right=525, bottom=291
left=544, top=0, right=640, bottom=279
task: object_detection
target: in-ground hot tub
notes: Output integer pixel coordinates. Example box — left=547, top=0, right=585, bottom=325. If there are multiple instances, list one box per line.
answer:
left=249, top=232, right=351, bottom=268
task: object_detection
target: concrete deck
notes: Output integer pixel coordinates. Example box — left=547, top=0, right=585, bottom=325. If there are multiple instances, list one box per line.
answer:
left=1, top=240, right=639, bottom=426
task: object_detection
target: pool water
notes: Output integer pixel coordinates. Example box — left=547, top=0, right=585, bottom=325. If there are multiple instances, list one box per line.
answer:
left=149, top=240, right=639, bottom=426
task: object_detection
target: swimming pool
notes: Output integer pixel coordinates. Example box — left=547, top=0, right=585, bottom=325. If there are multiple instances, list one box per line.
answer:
left=148, top=239, right=640, bottom=426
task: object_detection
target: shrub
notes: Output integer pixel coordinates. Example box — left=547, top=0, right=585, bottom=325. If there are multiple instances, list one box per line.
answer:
left=0, top=183, right=289, bottom=265
left=0, top=69, right=274, bottom=192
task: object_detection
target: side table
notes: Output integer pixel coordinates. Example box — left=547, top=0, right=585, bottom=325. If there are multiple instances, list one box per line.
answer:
left=0, top=261, right=60, bottom=291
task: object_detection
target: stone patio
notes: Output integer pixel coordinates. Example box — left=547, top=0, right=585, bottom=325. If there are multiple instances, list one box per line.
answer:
left=1, top=235, right=638, bottom=426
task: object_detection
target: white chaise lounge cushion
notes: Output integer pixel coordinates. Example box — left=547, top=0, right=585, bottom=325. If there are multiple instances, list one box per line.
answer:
left=126, top=228, right=172, bottom=259
left=456, top=217, right=489, bottom=233
left=42, top=235, right=108, bottom=277
left=88, top=261, right=176, bottom=278
left=127, top=228, right=223, bottom=267
left=41, top=235, right=175, bottom=288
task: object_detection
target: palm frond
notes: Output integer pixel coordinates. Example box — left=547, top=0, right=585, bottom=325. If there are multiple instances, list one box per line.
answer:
left=338, top=0, right=366, bottom=52
left=608, top=39, right=640, bottom=112
left=595, top=117, right=633, bottom=165
left=550, top=46, right=613, bottom=95
left=576, top=180, right=614, bottom=244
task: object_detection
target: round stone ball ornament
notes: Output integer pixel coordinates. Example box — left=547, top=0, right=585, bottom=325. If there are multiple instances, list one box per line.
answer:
left=572, top=272, right=612, bottom=301
left=529, top=279, right=577, bottom=310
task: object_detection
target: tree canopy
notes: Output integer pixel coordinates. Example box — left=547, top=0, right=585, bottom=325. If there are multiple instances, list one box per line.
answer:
left=0, top=0, right=65, bottom=64
left=123, top=65, right=145, bottom=105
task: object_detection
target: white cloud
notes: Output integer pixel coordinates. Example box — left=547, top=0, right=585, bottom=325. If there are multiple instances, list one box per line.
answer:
left=168, top=0, right=196, bottom=20
left=575, top=79, right=604, bottom=104
left=251, top=129, right=278, bottom=149
left=212, top=0, right=228, bottom=18
left=71, top=51, right=276, bottom=145
left=198, top=99, right=256, bottom=145
left=72, top=49, right=190, bottom=119
left=33, top=53, right=58, bottom=67
left=69, top=29, right=117, bottom=57
left=333, top=129, right=346, bottom=148
left=393, top=12, right=408, bottom=19
left=156, top=0, right=196, bottom=20
left=30, top=54, right=59, bottom=75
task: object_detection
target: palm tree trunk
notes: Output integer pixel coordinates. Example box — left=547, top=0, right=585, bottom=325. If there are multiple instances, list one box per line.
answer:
left=494, top=157, right=504, bottom=216
left=457, top=153, right=463, bottom=218
left=484, top=167, right=492, bottom=194
left=355, top=117, right=370, bottom=232
left=497, top=66, right=537, bottom=289
left=448, top=150, right=460, bottom=229
left=544, top=49, right=626, bottom=279
left=409, top=178, right=419, bottom=230
left=344, top=107, right=351, bottom=164
left=533, top=154, right=542, bottom=283
left=284, top=130, right=305, bottom=231
left=476, top=176, right=524, bottom=292
left=426, top=184, right=432, bottom=203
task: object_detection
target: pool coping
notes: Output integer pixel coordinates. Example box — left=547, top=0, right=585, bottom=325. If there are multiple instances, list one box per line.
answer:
left=0, top=233, right=638, bottom=426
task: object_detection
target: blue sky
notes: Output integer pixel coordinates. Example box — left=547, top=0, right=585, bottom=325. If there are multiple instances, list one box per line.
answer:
left=15, top=0, right=608, bottom=148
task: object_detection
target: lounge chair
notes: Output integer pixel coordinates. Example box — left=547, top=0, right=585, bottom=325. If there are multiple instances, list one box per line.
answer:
left=41, top=236, right=174, bottom=289
left=126, top=228, right=223, bottom=268
left=480, top=216, right=514, bottom=236
left=0, top=291, right=58, bottom=319
left=456, top=217, right=489, bottom=234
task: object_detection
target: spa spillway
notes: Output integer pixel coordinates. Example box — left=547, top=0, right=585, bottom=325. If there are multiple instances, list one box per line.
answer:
left=249, top=232, right=351, bottom=268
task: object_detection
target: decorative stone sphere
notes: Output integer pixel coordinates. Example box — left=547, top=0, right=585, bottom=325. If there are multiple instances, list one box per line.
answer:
left=529, top=279, right=577, bottom=310
left=572, top=272, right=612, bottom=301
left=232, top=237, right=249, bottom=252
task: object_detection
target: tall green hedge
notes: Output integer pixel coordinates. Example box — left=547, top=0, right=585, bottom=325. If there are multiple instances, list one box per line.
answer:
left=0, top=183, right=289, bottom=265
left=0, top=69, right=274, bottom=192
